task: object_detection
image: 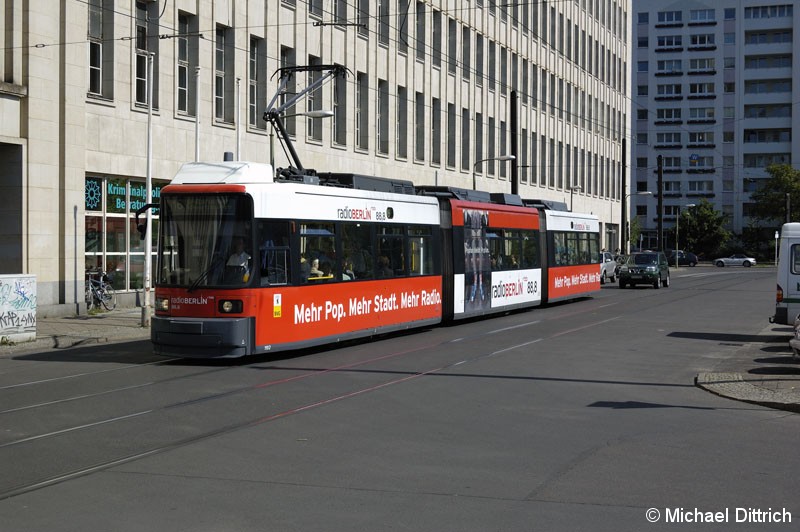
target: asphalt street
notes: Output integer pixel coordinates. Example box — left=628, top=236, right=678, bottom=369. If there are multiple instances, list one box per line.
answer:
left=0, top=266, right=797, bottom=532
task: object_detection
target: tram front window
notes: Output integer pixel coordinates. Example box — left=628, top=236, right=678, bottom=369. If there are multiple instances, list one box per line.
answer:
left=157, top=194, right=254, bottom=289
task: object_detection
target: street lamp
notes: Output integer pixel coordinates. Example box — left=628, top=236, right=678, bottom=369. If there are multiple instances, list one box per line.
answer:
left=569, top=185, right=582, bottom=211
left=623, top=191, right=653, bottom=254
left=674, top=203, right=695, bottom=271
left=472, top=154, right=515, bottom=190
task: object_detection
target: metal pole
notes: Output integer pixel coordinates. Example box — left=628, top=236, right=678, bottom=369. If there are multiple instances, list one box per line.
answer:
left=674, top=209, right=679, bottom=271
left=142, top=52, right=154, bottom=328
left=620, top=139, right=626, bottom=253
left=235, top=77, right=241, bottom=160
left=194, top=66, right=200, bottom=161
left=510, top=91, right=518, bottom=195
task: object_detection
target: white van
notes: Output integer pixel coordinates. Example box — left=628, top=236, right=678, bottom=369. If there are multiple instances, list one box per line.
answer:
left=772, top=222, right=800, bottom=325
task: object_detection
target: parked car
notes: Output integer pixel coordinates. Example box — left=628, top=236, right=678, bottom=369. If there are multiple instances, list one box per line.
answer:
left=668, top=250, right=698, bottom=267
left=714, top=254, right=756, bottom=267
left=618, top=251, right=670, bottom=289
left=599, top=251, right=617, bottom=284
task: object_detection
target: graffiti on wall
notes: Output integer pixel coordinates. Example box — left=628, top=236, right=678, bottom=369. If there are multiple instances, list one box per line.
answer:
left=0, top=275, right=37, bottom=338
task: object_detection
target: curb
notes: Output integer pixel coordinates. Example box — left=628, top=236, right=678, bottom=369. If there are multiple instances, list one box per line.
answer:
left=696, top=372, right=800, bottom=414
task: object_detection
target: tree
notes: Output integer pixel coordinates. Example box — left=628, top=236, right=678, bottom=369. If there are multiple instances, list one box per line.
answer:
left=749, top=164, right=800, bottom=224
left=679, top=200, right=731, bottom=257
left=628, top=216, right=643, bottom=251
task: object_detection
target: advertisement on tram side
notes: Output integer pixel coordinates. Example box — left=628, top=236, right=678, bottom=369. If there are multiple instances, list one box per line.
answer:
left=454, top=268, right=542, bottom=317
left=547, top=263, right=601, bottom=301
left=255, top=276, right=443, bottom=347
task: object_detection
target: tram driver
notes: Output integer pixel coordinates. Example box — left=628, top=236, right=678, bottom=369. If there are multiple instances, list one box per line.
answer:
left=225, top=236, right=252, bottom=283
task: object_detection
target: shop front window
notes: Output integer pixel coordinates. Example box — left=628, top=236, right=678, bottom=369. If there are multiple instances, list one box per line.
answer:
left=85, top=176, right=164, bottom=292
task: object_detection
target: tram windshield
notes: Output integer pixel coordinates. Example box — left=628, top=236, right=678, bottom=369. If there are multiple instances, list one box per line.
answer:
left=156, top=194, right=254, bottom=289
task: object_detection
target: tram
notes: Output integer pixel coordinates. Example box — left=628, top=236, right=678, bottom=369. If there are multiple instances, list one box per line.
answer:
left=143, top=161, right=600, bottom=358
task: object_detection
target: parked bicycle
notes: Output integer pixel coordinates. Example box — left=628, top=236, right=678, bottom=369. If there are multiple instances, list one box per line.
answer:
left=85, top=269, right=117, bottom=311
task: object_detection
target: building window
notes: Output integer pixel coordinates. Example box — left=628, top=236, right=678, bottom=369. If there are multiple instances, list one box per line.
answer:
left=280, top=46, right=296, bottom=135
left=215, top=25, right=234, bottom=122
left=461, top=107, right=470, bottom=171
left=333, top=67, right=347, bottom=146
left=431, top=10, right=442, bottom=67
left=85, top=176, right=166, bottom=292
left=396, top=86, right=408, bottom=158
left=356, top=72, right=369, bottom=150
left=488, top=117, right=496, bottom=175
left=431, top=97, right=441, bottom=165
left=461, top=26, right=471, bottom=80
left=447, top=103, right=456, bottom=167
left=416, top=2, right=426, bottom=62
left=724, top=8, right=735, bottom=20
left=475, top=35, right=484, bottom=86
left=378, top=0, right=390, bottom=46
left=378, top=79, right=389, bottom=155
left=415, top=92, right=425, bottom=161
left=177, top=14, right=199, bottom=116
left=88, top=0, right=114, bottom=99
left=307, top=55, right=323, bottom=141
left=474, top=112, right=483, bottom=173
left=135, top=1, right=159, bottom=108
left=248, top=37, right=267, bottom=128
left=657, top=11, right=682, bottom=24
left=690, top=9, right=715, bottom=23
left=398, top=0, right=409, bottom=54
left=745, top=5, right=793, bottom=19
left=334, top=0, right=347, bottom=25
left=448, top=18, right=457, bottom=75
left=357, top=0, right=369, bottom=37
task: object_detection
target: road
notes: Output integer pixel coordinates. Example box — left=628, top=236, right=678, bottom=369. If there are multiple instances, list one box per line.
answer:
left=0, top=266, right=797, bottom=531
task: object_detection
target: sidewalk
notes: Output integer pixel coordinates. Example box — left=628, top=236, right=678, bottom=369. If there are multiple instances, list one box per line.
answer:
left=2, top=307, right=799, bottom=413
left=0, top=307, right=151, bottom=356
left=696, top=322, right=800, bottom=413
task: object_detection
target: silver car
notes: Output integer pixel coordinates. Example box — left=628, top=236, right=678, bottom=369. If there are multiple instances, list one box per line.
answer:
left=714, top=254, right=756, bottom=267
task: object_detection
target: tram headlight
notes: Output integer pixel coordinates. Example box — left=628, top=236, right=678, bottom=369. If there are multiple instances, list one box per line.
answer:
left=155, top=297, right=169, bottom=312
left=219, top=299, right=243, bottom=314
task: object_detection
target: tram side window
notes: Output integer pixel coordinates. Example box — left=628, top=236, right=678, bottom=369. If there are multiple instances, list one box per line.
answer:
left=487, top=230, right=504, bottom=270
left=551, top=231, right=599, bottom=266
left=521, top=230, right=539, bottom=268
left=552, top=232, right=568, bottom=266
left=301, top=223, right=336, bottom=282
left=377, top=226, right=406, bottom=277
left=504, top=230, right=522, bottom=269
left=257, top=220, right=291, bottom=285
left=342, top=223, right=373, bottom=280
left=409, top=225, right=434, bottom=275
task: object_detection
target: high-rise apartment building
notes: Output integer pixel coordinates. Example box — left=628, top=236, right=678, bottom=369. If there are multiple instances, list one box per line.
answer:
left=0, top=1, right=629, bottom=315
left=632, top=1, right=798, bottom=248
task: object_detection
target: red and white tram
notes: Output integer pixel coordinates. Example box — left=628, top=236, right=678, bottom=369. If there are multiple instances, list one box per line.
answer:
left=146, top=161, right=600, bottom=358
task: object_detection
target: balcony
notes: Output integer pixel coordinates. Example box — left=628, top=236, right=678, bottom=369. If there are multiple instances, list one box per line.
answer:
left=654, top=144, right=683, bottom=150
left=655, top=47, right=684, bottom=53
left=688, top=69, right=717, bottom=76
left=687, top=119, right=716, bottom=125
left=687, top=94, right=716, bottom=100
left=654, top=95, right=684, bottom=101
left=687, top=143, right=716, bottom=149
left=688, top=45, right=717, bottom=51
left=654, top=119, right=684, bottom=125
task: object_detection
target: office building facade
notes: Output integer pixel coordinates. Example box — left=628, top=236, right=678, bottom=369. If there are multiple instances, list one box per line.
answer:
left=632, top=0, right=798, bottom=249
